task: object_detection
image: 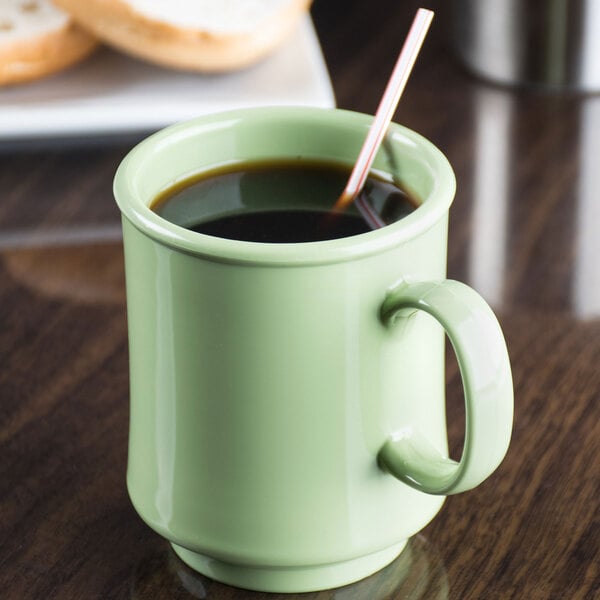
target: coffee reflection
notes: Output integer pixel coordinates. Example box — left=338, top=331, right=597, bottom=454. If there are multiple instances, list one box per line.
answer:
left=130, top=536, right=448, bottom=600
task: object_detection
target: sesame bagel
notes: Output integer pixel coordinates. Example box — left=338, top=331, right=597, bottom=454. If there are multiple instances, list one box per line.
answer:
left=53, top=0, right=312, bottom=72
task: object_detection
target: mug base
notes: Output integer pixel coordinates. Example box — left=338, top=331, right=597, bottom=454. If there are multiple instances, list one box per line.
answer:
left=171, top=540, right=407, bottom=593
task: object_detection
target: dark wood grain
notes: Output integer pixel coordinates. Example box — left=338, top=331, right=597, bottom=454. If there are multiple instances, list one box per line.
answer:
left=1, top=1, right=599, bottom=598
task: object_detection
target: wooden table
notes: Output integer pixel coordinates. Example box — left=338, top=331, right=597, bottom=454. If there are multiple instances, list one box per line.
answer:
left=1, top=1, right=598, bottom=598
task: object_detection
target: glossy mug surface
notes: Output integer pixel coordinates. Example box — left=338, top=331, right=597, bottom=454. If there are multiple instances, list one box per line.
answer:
left=114, top=107, right=514, bottom=593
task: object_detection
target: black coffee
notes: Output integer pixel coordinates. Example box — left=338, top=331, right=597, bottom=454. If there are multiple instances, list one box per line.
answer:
left=151, top=160, right=419, bottom=243
left=191, top=209, right=369, bottom=243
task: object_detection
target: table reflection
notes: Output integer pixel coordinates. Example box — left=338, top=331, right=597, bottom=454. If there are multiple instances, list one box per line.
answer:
left=574, top=96, right=600, bottom=318
left=1, top=243, right=124, bottom=305
left=465, top=78, right=600, bottom=319
left=130, top=536, right=449, bottom=600
left=468, top=85, right=513, bottom=309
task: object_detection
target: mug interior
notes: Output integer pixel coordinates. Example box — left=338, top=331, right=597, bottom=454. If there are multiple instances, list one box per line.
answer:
left=114, top=107, right=455, bottom=265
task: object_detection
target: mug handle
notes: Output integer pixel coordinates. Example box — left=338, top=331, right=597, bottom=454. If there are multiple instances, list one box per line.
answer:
left=378, top=279, right=514, bottom=495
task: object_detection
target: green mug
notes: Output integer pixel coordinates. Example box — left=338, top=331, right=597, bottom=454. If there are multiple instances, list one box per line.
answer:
left=114, top=107, right=513, bottom=593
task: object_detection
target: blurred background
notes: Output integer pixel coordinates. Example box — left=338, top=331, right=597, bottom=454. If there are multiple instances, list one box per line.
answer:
left=0, top=1, right=598, bottom=598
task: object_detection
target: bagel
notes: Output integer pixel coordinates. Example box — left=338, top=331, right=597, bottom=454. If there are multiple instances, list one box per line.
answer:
left=0, top=0, right=97, bottom=86
left=53, top=0, right=312, bottom=72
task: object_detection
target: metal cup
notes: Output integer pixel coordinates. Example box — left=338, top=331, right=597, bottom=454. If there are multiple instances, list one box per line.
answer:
left=454, top=0, right=600, bottom=92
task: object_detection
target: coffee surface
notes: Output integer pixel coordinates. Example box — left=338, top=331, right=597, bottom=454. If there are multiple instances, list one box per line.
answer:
left=151, top=161, right=419, bottom=243
left=189, top=209, right=370, bottom=243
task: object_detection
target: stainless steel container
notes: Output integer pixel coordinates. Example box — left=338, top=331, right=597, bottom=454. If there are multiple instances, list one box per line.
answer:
left=454, top=0, right=600, bottom=92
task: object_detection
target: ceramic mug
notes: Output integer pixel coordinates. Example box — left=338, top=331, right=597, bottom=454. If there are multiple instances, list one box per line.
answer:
left=114, top=107, right=513, bottom=593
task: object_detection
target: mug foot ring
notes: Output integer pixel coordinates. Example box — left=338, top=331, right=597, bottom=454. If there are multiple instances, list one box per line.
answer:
left=171, top=539, right=407, bottom=593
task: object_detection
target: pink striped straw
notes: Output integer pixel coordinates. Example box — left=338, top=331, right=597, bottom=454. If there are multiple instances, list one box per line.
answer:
left=334, top=8, right=434, bottom=226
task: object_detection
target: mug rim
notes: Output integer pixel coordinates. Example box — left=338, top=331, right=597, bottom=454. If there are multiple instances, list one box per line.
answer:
left=114, top=107, right=456, bottom=266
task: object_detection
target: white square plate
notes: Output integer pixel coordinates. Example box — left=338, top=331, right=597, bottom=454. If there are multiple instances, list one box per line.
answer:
left=0, top=16, right=335, bottom=142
